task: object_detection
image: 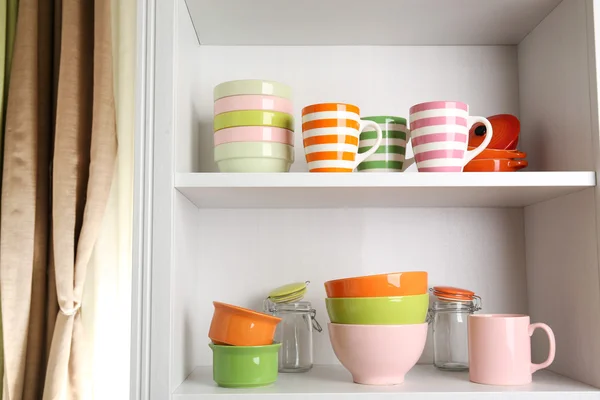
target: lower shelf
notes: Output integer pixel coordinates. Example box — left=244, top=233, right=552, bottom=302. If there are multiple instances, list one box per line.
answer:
left=173, top=364, right=599, bottom=399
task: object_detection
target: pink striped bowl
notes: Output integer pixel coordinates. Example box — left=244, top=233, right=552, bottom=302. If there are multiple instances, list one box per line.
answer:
left=214, top=126, right=295, bottom=146
left=214, top=94, right=294, bottom=115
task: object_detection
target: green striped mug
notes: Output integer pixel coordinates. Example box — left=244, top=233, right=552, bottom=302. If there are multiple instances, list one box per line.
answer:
left=357, top=116, right=409, bottom=172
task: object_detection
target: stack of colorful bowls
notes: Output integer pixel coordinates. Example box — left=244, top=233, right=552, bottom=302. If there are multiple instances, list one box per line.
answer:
left=213, top=79, right=295, bottom=172
left=324, top=272, right=429, bottom=385
left=208, top=301, right=282, bottom=388
left=464, top=114, right=528, bottom=172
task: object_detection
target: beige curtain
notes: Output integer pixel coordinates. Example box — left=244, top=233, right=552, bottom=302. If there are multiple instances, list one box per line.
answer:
left=0, top=0, right=19, bottom=397
left=1, top=0, right=52, bottom=398
left=0, top=0, right=117, bottom=399
left=81, top=0, right=135, bottom=397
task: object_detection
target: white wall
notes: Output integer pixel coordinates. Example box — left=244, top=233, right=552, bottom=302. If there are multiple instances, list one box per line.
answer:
left=177, top=45, right=519, bottom=173
left=187, top=207, right=527, bottom=367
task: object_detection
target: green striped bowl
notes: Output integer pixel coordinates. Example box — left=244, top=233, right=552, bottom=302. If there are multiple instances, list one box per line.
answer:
left=358, top=116, right=408, bottom=172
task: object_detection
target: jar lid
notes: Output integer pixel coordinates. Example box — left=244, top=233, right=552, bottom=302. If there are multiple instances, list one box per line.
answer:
left=431, top=286, right=476, bottom=302
left=268, top=281, right=309, bottom=303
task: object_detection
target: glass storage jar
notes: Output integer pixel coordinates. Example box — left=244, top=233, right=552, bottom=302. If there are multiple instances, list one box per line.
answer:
left=264, top=300, right=322, bottom=372
left=429, top=286, right=481, bottom=371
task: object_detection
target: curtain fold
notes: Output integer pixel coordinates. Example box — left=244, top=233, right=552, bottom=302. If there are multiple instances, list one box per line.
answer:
left=0, top=0, right=52, bottom=399
left=82, top=0, right=135, bottom=397
left=43, top=0, right=117, bottom=398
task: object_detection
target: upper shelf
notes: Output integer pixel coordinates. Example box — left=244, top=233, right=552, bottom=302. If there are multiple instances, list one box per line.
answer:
left=184, top=0, right=562, bottom=46
left=175, top=171, right=596, bottom=208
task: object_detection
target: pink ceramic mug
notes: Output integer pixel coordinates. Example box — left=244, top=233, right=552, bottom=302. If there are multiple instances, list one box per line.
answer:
left=468, top=314, right=556, bottom=386
left=406, top=101, right=493, bottom=172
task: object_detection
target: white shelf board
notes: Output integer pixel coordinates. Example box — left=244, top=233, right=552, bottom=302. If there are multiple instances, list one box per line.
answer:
left=184, top=0, right=562, bottom=45
left=173, top=364, right=599, bottom=399
left=174, top=172, right=595, bottom=208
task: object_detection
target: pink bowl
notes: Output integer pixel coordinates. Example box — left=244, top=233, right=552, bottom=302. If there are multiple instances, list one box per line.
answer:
left=214, top=94, right=294, bottom=115
left=328, top=323, right=427, bottom=385
left=214, top=126, right=294, bottom=146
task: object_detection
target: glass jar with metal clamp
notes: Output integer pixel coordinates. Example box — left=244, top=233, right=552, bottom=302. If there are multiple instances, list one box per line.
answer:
left=263, top=281, right=322, bottom=372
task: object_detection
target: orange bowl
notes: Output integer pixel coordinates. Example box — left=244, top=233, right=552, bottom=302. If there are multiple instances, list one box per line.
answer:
left=324, top=272, right=428, bottom=298
left=464, top=159, right=528, bottom=172
left=208, top=301, right=281, bottom=346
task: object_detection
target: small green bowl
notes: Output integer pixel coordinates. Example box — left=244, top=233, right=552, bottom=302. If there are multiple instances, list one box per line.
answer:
left=209, top=342, right=281, bottom=388
left=325, top=294, right=429, bottom=325
left=214, top=142, right=294, bottom=172
left=214, top=110, right=294, bottom=132
left=214, top=79, right=292, bottom=101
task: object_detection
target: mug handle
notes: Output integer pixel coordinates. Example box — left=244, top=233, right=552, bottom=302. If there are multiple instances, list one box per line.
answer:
left=529, top=323, right=556, bottom=373
left=354, top=120, right=383, bottom=169
left=464, top=117, right=494, bottom=165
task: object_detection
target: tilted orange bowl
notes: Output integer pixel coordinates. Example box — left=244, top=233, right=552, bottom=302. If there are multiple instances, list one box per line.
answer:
left=208, top=301, right=281, bottom=346
left=464, top=159, right=528, bottom=172
left=324, top=271, right=428, bottom=298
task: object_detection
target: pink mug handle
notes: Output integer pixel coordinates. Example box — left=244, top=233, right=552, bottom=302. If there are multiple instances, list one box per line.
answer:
left=528, top=323, right=556, bottom=373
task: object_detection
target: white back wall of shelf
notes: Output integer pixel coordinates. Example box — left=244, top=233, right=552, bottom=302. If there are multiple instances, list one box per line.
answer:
left=176, top=45, right=519, bottom=173
left=518, top=0, right=594, bottom=171
left=185, top=207, right=527, bottom=367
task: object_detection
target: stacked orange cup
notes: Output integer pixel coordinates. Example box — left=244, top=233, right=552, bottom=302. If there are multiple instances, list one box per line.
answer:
left=213, top=79, right=295, bottom=172
left=324, top=272, right=429, bottom=385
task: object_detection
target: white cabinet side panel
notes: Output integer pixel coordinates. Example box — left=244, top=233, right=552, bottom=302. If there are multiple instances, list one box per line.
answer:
left=188, top=207, right=527, bottom=367
left=178, top=45, right=519, bottom=173
left=518, top=0, right=594, bottom=171
left=172, top=192, right=201, bottom=390
left=525, top=188, right=600, bottom=388
left=175, top=0, right=200, bottom=173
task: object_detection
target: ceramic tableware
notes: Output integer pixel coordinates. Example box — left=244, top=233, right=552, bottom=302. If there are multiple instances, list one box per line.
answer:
left=208, top=301, right=282, bottom=346
left=357, top=116, right=409, bottom=172
left=214, top=142, right=294, bottom=172
left=468, top=314, right=556, bottom=385
left=214, top=110, right=294, bottom=132
left=209, top=343, right=281, bottom=388
left=324, top=272, right=428, bottom=298
left=328, top=323, right=427, bottom=385
left=469, top=114, right=520, bottom=150
left=301, top=103, right=383, bottom=172
left=213, top=126, right=294, bottom=146
left=464, top=159, right=528, bottom=172
left=470, top=148, right=527, bottom=160
left=214, top=94, right=294, bottom=115
left=406, top=101, right=494, bottom=172
left=214, top=79, right=292, bottom=101
left=325, top=294, right=429, bottom=325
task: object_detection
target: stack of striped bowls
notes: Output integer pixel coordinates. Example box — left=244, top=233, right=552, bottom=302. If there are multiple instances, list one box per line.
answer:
left=213, top=79, right=295, bottom=172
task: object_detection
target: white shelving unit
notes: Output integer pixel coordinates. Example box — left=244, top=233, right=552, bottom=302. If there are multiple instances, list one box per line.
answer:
left=175, top=172, right=596, bottom=208
left=132, top=0, right=600, bottom=399
left=174, top=365, right=599, bottom=399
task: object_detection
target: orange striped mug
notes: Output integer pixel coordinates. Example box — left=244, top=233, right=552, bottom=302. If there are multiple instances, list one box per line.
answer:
left=301, top=103, right=383, bottom=172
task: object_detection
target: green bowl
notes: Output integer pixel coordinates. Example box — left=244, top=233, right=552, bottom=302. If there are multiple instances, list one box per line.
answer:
left=214, top=142, right=294, bottom=172
left=214, top=110, right=294, bottom=132
left=214, top=79, right=292, bottom=101
left=209, top=342, right=281, bottom=388
left=325, top=294, right=429, bottom=325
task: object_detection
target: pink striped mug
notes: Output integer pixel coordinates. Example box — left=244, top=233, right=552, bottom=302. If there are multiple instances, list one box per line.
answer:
left=405, top=101, right=493, bottom=172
